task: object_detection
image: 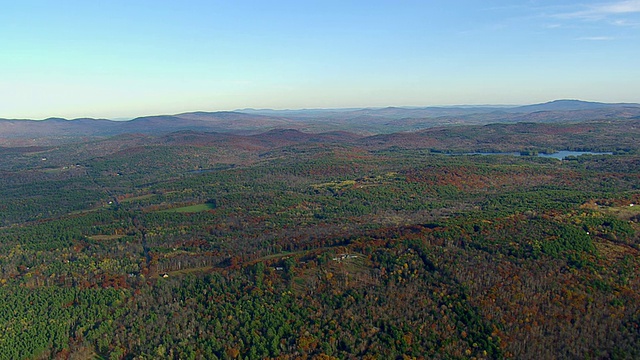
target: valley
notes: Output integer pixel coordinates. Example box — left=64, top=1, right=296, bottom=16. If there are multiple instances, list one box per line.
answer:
left=1, top=103, right=639, bottom=359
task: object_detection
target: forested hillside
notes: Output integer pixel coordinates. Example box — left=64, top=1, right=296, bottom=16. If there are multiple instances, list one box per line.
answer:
left=1, top=119, right=639, bottom=359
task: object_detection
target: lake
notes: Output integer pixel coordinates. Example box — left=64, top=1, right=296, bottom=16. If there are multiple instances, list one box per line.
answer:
left=461, top=151, right=613, bottom=160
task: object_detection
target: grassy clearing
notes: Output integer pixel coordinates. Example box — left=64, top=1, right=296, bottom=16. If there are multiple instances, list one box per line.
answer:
left=601, top=204, right=640, bottom=220
left=162, top=266, right=215, bottom=278
left=311, top=179, right=357, bottom=189
left=68, top=207, right=100, bottom=215
left=161, top=203, right=216, bottom=213
left=119, top=194, right=155, bottom=203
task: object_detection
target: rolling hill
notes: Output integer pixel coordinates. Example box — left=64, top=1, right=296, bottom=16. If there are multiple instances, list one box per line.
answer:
left=2, top=100, right=639, bottom=146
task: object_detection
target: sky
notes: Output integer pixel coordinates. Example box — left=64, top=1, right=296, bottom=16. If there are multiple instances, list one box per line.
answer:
left=1, top=0, right=640, bottom=119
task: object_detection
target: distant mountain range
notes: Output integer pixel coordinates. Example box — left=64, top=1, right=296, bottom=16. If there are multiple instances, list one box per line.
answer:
left=509, top=99, right=640, bottom=112
left=2, top=100, right=639, bottom=144
left=239, top=99, right=640, bottom=118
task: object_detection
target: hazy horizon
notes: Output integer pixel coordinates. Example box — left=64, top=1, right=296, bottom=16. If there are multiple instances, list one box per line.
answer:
left=2, top=1, right=639, bottom=119
left=4, top=98, right=640, bottom=121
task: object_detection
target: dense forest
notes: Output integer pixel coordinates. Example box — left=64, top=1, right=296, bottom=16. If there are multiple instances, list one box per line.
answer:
left=1, top=118, right=639, bottom=359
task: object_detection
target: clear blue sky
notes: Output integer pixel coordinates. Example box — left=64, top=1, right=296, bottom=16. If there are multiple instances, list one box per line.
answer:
left=2, top=0, right=639, bottom=119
